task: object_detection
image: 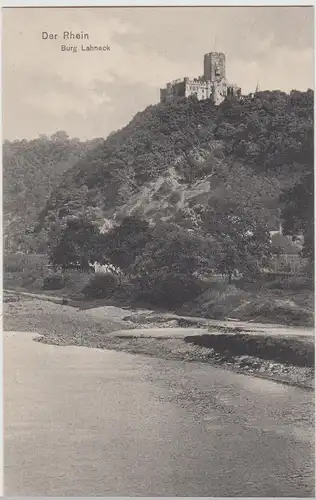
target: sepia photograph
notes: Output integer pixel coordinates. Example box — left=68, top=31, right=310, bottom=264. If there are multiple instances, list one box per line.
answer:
left=2, top=4, right=315, bottom=497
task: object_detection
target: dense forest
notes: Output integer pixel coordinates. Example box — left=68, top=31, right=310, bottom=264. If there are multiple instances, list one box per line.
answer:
left=3, top=132, right=103, bottom=252
left=4, top=90, right=313, bottom=261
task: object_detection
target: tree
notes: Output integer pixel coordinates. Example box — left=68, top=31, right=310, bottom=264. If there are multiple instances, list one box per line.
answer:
left=132, top=224, right=216, bottom=306
left=3, top=134, right=103, bottom=253
left=51, top=130, right=69, bottom=143
left=99, top=216, right=152, bottom=272
left=280, top=170, right=314, bottom=260
left=203, top=166, right=272, bottom=281
left=49, top=217, right=102, bottom=270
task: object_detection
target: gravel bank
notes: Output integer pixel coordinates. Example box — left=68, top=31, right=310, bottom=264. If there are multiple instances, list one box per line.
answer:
left=4, top=294, right=314, bottom=390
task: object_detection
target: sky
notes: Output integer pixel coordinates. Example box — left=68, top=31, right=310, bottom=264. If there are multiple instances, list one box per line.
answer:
left=2, top=6, right=314, bottom=141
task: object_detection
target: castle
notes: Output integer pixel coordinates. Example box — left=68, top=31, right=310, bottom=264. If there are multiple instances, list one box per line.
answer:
left=160, top=52, right=241, bottom=105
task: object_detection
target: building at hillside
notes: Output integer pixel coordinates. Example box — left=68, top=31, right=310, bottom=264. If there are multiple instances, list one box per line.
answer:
left=160, top=52, right=241, bottom=106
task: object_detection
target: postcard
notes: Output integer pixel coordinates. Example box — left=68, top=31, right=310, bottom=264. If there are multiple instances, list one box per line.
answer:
left=2, top=5, right=314, bottom=497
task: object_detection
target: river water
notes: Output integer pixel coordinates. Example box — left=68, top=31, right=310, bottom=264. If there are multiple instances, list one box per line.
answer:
left=4, top=331, right=315, bottom=496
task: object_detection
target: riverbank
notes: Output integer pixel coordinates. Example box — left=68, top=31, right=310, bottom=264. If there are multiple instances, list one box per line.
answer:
left=3, top=252, right=314, bottom=328
left=4, top=292, right=314, bottom=389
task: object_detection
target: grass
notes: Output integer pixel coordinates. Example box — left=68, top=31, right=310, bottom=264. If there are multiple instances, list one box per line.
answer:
left=3, top=253, right=48, bottom=273
left=180, top=276, right=314, bottom=326
left=3, top=253, right=92, bottom=296
left=4, top=253, right=49, bottom=291
left=3, top=253, right=314, bottom=327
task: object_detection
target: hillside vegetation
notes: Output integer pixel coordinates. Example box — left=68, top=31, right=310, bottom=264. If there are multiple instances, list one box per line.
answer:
left=3, top=131, right=103, bottom=252
left=3, top=90, right=313, bottom=324
left=34, top=90, right=313, bottom=248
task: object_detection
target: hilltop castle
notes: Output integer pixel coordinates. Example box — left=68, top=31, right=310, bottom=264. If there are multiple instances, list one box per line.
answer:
left=160, top=52, right=241, bottom=105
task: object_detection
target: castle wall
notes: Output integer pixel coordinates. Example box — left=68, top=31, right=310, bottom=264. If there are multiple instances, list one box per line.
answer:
left=160, top=79, right=185, bottom=103
left=184, top=77, right=213, bottom=100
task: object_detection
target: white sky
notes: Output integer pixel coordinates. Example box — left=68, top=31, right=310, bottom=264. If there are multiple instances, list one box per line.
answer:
left=2, top=6, right=314, bottom=140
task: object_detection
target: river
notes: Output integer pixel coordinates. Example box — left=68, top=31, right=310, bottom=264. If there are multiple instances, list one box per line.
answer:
left=4, top=331, right=314, bottom=496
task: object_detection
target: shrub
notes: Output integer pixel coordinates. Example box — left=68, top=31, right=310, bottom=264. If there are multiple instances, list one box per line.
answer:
left=21, top=274, right=37, bottom=287
left=42, top=272, right=65, bottom=290
left=180, top=282, right=249, bottom=319
left=136, top=273, right=203, bottom=308
left=82, top=274, right=118, bottom=299
left=266, top=276, right=314, bottom=291
left=168, top=191, right=181, bottom=204
left=5, top=262, right=25, bottom=273
left=4, top=253, right=48, bottom=273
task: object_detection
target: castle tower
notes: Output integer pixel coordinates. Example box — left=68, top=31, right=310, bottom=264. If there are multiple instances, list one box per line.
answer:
left=204, top=52, right=226, bottom=82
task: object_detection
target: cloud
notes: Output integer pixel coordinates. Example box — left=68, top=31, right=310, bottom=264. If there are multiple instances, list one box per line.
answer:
left=2, top=6, right=314, bottom=140
left=228, top=46, right=314, bottom=94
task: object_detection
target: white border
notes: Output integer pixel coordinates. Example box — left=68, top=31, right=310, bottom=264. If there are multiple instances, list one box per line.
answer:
left=0, top=1, right=315, bottom=6
left=0, top=2, right=314, bottom=499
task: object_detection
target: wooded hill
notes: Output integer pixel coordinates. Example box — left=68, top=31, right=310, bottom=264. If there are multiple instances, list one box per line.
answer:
left=3, top=132, right=103, bottom=252
left=4, top=89, right=313, bottom=255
